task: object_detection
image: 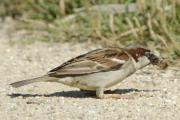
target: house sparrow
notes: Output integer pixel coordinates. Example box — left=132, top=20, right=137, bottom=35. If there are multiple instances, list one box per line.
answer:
left=10, top=46, right=168, bottom=99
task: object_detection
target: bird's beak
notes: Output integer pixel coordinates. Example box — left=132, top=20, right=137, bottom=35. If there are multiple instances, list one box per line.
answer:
left=146, top=52, right=168, bottom=69
left=156, top=59, right=168, bottom=69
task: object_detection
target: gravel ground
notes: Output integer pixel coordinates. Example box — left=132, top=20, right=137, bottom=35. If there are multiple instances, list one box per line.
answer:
left=0, top=20, right=180, bottom=120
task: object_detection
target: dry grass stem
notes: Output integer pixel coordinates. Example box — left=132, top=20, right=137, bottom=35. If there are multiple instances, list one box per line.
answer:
left=114, top=26, right=147, bottom=40
left=125, top=17, right=139, bottom=40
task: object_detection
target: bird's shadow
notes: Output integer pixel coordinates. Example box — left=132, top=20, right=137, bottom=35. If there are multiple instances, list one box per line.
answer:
left=8, top=88, right=159, bottom=98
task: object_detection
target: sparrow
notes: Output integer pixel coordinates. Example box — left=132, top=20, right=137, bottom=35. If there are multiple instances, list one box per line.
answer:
left=10, top=46, right=168, bottom=99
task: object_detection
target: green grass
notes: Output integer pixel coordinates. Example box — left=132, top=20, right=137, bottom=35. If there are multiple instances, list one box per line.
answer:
left=1, top=0, right=180, bottom=61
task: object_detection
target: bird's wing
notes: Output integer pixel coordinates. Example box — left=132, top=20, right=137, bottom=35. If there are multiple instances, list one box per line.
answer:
left=48, top=48, right=130, bottom=77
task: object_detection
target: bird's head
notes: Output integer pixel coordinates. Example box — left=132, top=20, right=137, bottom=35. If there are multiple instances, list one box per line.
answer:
left=125, top=46, right=168, bottom=69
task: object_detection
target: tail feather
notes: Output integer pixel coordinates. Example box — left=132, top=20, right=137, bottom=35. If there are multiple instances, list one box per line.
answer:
left=10, top=75, right=51, bottom=88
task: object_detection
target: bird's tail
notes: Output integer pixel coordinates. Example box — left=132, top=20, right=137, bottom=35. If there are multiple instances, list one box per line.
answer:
left=10, top=75, right=52, bottom=88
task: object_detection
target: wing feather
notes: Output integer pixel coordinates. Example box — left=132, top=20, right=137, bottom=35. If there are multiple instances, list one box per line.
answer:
left=48, top=48, right=130, bottom=77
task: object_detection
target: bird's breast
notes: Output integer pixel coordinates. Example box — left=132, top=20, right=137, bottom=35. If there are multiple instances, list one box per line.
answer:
left=73, top=59, right=137, bottom=89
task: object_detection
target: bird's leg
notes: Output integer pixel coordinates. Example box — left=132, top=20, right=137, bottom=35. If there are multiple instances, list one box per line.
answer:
left=96, top=87, right=105, bottom=99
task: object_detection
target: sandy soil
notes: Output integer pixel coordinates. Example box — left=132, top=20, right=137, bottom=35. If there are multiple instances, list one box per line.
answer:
left=0, top=19, right=180, bottom=120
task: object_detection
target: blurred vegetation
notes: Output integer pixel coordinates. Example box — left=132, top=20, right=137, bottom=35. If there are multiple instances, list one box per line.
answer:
left=0, top=0, right=179, bottom=61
